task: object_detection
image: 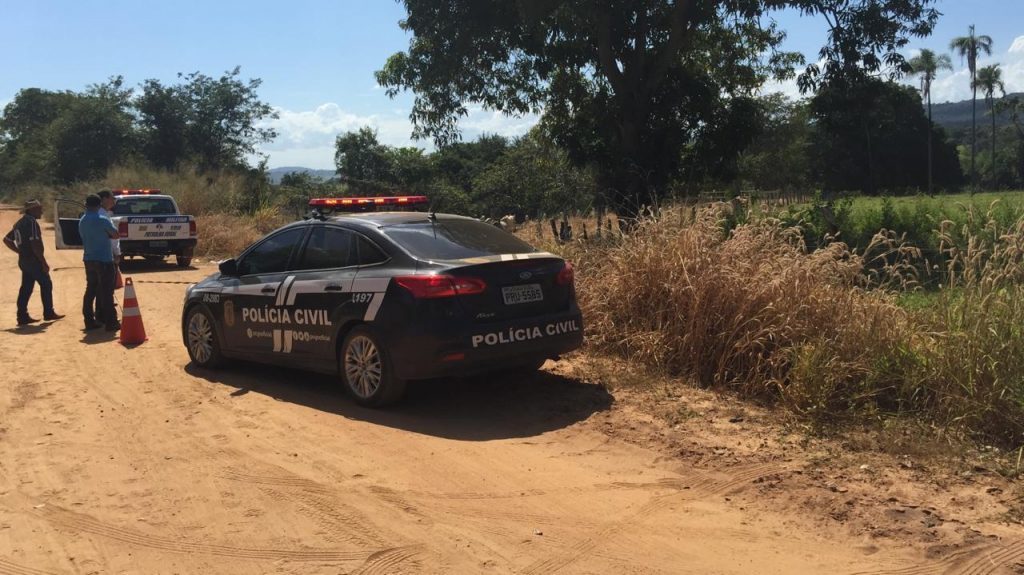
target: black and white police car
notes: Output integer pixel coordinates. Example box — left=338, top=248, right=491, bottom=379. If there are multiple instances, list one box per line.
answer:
left=181, top=196, right=583, bottom=406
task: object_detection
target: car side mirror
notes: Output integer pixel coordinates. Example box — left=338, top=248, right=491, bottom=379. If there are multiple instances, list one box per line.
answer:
left=218, top=258, right=238, bottom=276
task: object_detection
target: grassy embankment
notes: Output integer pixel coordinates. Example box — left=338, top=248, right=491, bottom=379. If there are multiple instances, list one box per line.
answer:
left=522, top=193, right=1024, bottom=452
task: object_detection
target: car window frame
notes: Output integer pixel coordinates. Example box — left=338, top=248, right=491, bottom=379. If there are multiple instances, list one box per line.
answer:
left=236, top=225, right=310, bottom=277
left=353, top=230, right=391, bottom=268
left=291, top=224, right=361, bottom=273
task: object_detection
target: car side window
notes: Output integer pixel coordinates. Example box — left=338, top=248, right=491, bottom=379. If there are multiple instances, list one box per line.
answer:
left=295, top=226, right=357, bottom=271
left=356, top=235, right=388, bottom=266
left=238, top=228, right=305, bottom=275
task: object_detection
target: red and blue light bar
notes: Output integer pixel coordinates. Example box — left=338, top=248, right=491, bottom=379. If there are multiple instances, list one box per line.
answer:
left=111, top=189, right=162, bottom=196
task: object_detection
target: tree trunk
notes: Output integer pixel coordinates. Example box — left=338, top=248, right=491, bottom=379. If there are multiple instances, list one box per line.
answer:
left=927, top=91, right=934, bottom=194
left=992, top=100, right=997, bottom=187
left=972, top=83, right=977, bottom=186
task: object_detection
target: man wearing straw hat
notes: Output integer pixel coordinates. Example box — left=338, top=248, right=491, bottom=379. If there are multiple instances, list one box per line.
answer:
left=3, top=199, right=64, bottom=326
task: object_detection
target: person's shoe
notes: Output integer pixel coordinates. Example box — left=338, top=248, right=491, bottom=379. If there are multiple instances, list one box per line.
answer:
left=44, top=312, right=65, bottom=321
left=84, top=321, right=103, bottom=330
left=105, top=321, right=121, bottom=332
left=17, top=316, right=40, bottom=326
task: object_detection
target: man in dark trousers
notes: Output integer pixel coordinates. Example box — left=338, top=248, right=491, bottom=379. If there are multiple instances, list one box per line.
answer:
left=79, top=195, right=120, bottom=331
left=3, top=199, right=64, bottom=326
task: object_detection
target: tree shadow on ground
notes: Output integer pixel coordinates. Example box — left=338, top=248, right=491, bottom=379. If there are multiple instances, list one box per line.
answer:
left=185, top=361, right=612, bottom=441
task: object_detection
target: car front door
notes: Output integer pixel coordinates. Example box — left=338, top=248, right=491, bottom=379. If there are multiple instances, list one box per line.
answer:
left=222, top=226, right=308, bottom=355
left=54, top=199, right=85, bottom=249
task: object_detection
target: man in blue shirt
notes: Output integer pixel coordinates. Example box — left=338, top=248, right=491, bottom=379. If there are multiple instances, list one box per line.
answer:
left=79, top=195, right=120, bottom=331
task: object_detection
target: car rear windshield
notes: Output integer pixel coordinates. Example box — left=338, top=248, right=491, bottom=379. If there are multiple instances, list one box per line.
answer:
left=112, top=198, right=177, bottom=215
left=383, top=219, right=537, bottom=260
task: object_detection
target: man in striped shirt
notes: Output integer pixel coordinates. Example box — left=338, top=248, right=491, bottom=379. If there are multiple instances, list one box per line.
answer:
left=3, top=199, right=64, bottom=326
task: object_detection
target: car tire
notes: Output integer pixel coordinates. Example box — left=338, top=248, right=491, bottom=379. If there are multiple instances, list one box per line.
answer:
left=176, top=255, right=192, bottom=267
left=185, top=306, right=224, bottom=368
left=340, top=326, right=405, bottom=407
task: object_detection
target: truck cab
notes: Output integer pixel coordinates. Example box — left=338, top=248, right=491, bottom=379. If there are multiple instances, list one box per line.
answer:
left=55, top=189, right=198, bottom=267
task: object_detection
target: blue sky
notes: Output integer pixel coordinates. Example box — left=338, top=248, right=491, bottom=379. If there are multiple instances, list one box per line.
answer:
left=2, top=1, right=1022, bottom=169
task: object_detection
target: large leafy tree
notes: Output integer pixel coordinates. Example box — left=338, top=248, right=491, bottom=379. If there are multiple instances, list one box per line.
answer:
left=136, top=67, right=278, bottom=171
left=973, top=64, right=1005, bottom=185
left=950, top=25, right=994, bottom=185
left=377, top=0, right=938, bottom=218
left=909, top=49, right=953, bottom=194
left=809, top=79, right=962, bottom=194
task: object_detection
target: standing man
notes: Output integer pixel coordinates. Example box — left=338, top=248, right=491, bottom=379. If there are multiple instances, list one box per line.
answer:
left=3, top=199, right=64, bottom=326
left=79, top=195, right=120, bottom=332
left=86, top=190, right=122, bottom=322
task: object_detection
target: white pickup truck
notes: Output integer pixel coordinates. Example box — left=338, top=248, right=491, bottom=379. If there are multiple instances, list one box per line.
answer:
left=55, top=189, right=198, bottom=267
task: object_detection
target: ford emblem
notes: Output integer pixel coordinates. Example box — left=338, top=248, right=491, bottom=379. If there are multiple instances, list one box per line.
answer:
left=519, top=271, right=533, bottom=280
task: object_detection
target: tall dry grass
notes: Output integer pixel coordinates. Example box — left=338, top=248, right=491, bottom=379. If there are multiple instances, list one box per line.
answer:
left=566, top=204, right=1024, bottom=446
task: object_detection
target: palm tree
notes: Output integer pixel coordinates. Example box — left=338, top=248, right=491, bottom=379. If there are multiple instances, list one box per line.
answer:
left=950, top=25, right=994, bottom=185
left=974, top=64, right=1005, bottom=185
left=910, top=49, right=953, bottom=194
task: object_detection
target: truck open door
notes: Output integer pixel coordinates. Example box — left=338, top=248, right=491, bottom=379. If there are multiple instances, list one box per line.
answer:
left=54, top=199, right=84, bottom=249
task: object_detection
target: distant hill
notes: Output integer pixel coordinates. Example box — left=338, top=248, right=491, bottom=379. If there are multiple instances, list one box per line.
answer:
left=931, top=93, right=1021, bottom=133
left=268, top=166, right=336, bottom=184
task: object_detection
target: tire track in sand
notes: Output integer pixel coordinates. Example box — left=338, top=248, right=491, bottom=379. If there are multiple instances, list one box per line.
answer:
left=350, top=545, right=426, bottom=575
left=519, top=462, right=787, bottom=575
left=0, top=558, right=60, bottom=575
left=852, top=538, right=1024, bottom=575
left=32, top=502, right=375, bottom=563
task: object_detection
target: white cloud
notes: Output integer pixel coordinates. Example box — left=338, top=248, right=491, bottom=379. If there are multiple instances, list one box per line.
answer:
left=258, top=102, right=540, bottom=169
left=1010, top=35, right=1024, bottom=54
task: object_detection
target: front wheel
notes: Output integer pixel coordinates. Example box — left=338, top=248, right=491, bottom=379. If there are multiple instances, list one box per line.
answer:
left=185, top=307, right=223, bottom=368
left=340, top=326, right=405, bottom=407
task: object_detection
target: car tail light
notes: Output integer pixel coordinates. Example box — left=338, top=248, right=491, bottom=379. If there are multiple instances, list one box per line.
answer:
left=556, top=261, right=575, bottom=286
left=189, top=220, right=197, bottom=236
left=118, top=221, right=129, bottom=238
left=395, top=275, right=487, bottom=298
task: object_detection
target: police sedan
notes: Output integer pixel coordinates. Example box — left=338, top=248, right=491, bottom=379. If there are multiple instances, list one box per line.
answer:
left=181, top=197, right=584, bottom=406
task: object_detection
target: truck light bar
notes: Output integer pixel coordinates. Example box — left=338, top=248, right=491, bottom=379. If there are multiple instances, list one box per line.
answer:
left=111, top=189, right=162, bottom=196
left=308, top=196, right=428, bottom=207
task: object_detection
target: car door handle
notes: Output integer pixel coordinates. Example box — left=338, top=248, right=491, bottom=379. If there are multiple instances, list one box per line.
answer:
left=324, top=284, right=344, bottom=292
left=261, top=287, right=277, bottom=294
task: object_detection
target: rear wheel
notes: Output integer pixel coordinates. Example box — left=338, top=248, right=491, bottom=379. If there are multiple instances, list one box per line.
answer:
left=185, top=307, right=223, bottom=368
left=176, top=255, right=192, bottom=267
left=340, top=326, right=405, bottom=407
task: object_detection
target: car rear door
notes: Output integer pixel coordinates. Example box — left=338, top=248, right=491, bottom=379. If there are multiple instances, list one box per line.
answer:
left=280, top=225, right=360, bottom=365
left=222, top=226, right=308, bottom=355
left=53, top=199, right=84, bottom=249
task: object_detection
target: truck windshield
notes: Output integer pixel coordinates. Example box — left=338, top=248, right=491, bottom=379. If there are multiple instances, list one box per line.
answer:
left=112, top=198, right=177, bottom=215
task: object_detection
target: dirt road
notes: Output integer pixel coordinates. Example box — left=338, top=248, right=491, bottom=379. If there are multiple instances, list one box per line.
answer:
left=0, top=206, right=1013, bottom=574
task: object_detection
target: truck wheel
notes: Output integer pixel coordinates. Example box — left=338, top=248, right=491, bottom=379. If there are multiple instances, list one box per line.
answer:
left=340, top=326, right=405, bottom=407
left=176, top=255, right=192, bottom=267
left=185, top=307, right=223, bottom=368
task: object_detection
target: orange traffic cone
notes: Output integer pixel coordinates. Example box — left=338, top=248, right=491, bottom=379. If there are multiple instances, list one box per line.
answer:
left=119, top=277, right=148, bottom=346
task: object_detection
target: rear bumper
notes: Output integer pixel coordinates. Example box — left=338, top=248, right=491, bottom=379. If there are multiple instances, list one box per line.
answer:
left=121, top=238, right=197, bottom=256
left=387, top=309, right=584, bottom=380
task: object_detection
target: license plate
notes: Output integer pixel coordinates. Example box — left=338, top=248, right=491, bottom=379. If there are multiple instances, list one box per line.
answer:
left=502, top=283, right=543, bottom=305
left=149, top=241, right=168, bottom=247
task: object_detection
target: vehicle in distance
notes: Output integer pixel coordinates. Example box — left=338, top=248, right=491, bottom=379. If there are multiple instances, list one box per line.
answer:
left=181, top=196, right=584, bottom=406
left=55, top=189, right=198, bottom=267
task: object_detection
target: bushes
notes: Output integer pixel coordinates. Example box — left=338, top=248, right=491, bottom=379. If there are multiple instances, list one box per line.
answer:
left=573, top=204, right=1024, bottom=446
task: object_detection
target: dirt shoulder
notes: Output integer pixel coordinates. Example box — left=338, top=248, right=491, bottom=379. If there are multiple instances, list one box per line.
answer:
left=0, top=208, right=1020, bottom=574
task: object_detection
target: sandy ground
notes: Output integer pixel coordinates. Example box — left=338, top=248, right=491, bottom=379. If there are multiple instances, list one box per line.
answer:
left=0, top=206, right=1021, bottom=574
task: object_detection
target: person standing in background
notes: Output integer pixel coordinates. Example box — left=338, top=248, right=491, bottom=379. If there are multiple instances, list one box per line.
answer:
left=3, top=199, right=64, bottom=326
left=79, top=195, right=120, bottom=332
